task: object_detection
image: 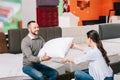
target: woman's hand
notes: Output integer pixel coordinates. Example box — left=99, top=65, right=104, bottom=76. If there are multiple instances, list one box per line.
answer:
left=71, top=43, right=78, bottom=49
left=71, top=43, right=84, bottom=51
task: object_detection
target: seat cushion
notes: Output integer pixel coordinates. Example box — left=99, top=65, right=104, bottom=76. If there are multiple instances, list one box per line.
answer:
left=0, top=54, right=27, bottom=78
left=41, top=59, right=65, bottom=75
left=102, top=41, right=120, bottom=56
left=102, top=41, right=120, bottom=63
left=108, top=54, right=120, bottom=64
left=0, top=76, right=32, bottom=80
left=102, top=38, right=120, bottom=43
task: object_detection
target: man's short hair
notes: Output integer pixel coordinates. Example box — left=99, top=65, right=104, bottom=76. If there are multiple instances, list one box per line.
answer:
left=27, top=21, right=36, bottom=27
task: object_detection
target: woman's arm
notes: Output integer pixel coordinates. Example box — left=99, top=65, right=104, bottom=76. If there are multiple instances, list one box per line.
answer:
left=71, top=43, right=84, bottom=51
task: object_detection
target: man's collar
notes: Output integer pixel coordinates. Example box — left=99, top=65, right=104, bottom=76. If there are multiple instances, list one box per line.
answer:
left=28, top=34, right=38, bottom=40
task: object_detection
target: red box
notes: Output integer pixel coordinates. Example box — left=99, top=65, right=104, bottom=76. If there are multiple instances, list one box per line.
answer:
left=37, top=7, right=58, bottom=27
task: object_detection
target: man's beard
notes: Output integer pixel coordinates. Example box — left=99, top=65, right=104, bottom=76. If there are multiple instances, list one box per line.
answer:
left=31, top=31, right=39, bottom=36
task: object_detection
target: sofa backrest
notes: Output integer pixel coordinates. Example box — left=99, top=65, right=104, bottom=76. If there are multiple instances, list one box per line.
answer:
left=99, top=23, right=120, bottom=40
left=8, top=27, right=62, bottom=54
left=62, top=25, right=99, bottom=44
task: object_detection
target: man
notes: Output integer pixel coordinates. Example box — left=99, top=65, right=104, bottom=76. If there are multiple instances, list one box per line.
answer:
left=21, top=21, right=58, bottom=80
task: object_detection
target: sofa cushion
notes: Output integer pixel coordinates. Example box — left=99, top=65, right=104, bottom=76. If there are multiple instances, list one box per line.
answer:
left=62, top=24, right=99, bottom=44
left=0, top=32, right=8, bottom=53
left=8, top=29, right=21, bottom=53
left=99, top=23, right=120, bottom=40
left=40, top=27, right=62, bottom=42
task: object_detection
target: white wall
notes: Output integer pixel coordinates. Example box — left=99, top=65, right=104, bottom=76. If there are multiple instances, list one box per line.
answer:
left=0, top=22, right=4, bottom=32
left=22, top=0, right=37, bottom=28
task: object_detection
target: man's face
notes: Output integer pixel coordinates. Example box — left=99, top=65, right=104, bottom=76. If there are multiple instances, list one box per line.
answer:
left=28, top=23, right=39, bottom=36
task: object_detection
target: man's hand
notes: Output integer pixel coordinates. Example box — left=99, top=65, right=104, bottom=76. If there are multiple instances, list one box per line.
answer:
left=61, top=58, right=68, bottom=63
left=61, top=58, right=74, bottom=64
left=41, top=53, right=51, bottom=61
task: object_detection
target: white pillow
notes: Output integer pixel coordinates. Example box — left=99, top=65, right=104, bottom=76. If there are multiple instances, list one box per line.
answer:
left=38, top=37, right=73, bottom=58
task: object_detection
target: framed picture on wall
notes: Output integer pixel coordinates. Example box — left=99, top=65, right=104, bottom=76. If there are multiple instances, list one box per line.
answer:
left=63, top=0, right=70, bottom=12
left=77, top=0, right=90, bottom=10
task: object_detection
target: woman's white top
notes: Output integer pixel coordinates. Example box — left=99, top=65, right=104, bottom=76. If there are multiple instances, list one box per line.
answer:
left=74, top=46, right=113, bottom=80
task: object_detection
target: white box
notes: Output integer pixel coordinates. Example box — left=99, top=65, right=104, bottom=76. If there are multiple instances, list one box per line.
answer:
left=59, top=12, right=79, bottom=27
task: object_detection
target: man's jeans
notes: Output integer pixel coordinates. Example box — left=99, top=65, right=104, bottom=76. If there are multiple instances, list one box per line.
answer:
left=23, top=63, right=58, bottom=80
left=74, top=70, right=113, bottom=80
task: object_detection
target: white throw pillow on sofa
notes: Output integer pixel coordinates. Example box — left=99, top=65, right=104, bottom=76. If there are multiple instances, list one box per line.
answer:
left=38, top=37, right=73, bottom=58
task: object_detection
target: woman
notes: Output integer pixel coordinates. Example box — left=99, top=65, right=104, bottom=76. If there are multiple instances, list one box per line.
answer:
left=62, top=30, right=113, bottom=80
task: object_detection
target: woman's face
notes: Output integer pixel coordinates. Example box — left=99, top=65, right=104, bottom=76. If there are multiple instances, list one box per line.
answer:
left=86, top=37, right=91, bottom=47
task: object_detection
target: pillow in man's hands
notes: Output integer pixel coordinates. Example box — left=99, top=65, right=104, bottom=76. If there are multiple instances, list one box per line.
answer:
left=38, top=37, right=73, bottom=58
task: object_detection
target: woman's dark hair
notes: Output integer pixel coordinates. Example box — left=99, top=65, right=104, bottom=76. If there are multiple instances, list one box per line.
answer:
left=87, top=30, right=110, bottom=66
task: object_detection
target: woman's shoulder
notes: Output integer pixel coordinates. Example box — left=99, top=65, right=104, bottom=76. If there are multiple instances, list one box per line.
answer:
left=93, top=47, right=103, bottom=56
left=84, top=46, right=101, bottom=55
